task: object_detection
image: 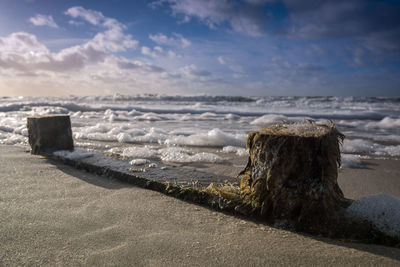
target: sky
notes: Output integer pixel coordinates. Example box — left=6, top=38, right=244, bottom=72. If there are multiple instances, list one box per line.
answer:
left=0, top=0, right=399, bottom=96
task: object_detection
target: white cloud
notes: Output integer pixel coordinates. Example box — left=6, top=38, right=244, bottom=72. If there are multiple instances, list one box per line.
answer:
left=65, top=6, right=104, bottom=25
left=149, top=33, right=191, bottom=48
left=28, top=14, right=58, bottom=28
left=0, top=32, right=108, bottom=72
left=217, top=56, right=226, bottom=65
left=180, top=64, right=211, bottom=77
left=68, top=20, right=84, bottom=26
left=0, top=6, right=233, bottom=96
left=141, top=46, right=176, bottom=58
left=217, top=56, right=245, bottom=73
left=0, top=29, right=173, bottom=95
left=117, top=58, right=165, bottom=73
left=152, top=0, right=265, bottom=37
left=65, top=6, right=138, bottom=52
left=92, top=27, right=138, bottom=52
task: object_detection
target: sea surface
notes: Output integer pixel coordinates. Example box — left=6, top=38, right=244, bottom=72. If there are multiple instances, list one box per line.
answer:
left=1, top=95, right=399, bottom=166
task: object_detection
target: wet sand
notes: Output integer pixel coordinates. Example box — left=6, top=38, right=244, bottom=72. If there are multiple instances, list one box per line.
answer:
left=338, top=158, right=400, bottom=199
left=0, top=145, right=399, bottom=266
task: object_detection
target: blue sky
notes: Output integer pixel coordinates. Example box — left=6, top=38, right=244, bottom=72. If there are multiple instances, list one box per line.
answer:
left=0, top=0, right=399, bottom=96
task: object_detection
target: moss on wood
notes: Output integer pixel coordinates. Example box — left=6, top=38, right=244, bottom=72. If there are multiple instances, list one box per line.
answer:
left=239, top=121, right=351, bottom=233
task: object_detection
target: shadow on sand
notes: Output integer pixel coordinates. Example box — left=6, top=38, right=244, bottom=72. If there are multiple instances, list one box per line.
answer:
left=47, top=157, right=400, bottom=262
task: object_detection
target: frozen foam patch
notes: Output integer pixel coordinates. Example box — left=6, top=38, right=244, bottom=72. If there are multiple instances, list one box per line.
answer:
left=341, top=154, right=363, bottom=168
left=250, top=114, right=288, bottom=125
left=165, top=128, right=246, bottom=147
left=53, top=148, right=95, bottom=160
left=347, top=193, right=400, bottom=238
left=222, top=146, right=248, bottom=156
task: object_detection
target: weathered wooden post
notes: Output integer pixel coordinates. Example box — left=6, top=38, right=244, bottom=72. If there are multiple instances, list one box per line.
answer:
left=27, top=115, right=74, bottom=154
left=239, top=121, right=350, bottom=233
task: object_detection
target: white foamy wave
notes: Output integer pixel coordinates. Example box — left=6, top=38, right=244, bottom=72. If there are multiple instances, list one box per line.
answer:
left=30, top=106, right=69, bottom=115
left=128, top=127, right=169, bottom=143
left=164, top=128, right=246, bottom=147
left=0, top=117, right=25, bottom=133
left=222, top=146, right=248, bottom=156
left=133, top=112, right=166, bottom=121
left=365, top=117, right=400, bottom=130
left=250, top=114, right=288, bottom=125
left=74, top=124, right=170, bottom=144
left=347, top=193, right=400, bottom=237
left=200, top=112, right=219, bottom=119
left=381, top=146, right=400, bottom=157
left=343, top=139, right=375, bottom=154
left=343, top=139, right=400, bottom=156
left=74, top=132, right=116, bottom=142
left=225, top=113, right=240, bottom=120
left=341, top=154, right=363, bottom=168
left=0, top=132, right=27, bottom=145
left=13, top=125, right=28, bottom=137
left=1, top=96, right=400, bottom=156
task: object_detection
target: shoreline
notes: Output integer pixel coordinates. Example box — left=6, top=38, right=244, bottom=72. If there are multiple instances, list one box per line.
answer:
left=1, top=144, right=399, bottom=265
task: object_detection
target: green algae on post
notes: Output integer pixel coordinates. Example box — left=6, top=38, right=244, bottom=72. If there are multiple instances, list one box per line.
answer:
left=239, top=120, right=350, bottom=233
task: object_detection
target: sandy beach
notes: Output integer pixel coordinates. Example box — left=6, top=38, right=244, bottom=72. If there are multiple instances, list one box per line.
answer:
left=0, top=145, right=399, bottom=266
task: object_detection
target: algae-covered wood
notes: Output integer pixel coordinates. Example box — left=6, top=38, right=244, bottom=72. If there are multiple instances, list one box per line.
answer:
left=239, top=121, right=350, bottom=232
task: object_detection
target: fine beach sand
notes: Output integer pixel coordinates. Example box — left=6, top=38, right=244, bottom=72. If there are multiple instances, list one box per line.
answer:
left=1, top=145, right=399, bottom=266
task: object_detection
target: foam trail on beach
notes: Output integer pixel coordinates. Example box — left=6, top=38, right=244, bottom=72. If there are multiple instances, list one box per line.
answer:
left=347, top=193, right=400, bottom=238
left=116, top=145, right=223, bottom=163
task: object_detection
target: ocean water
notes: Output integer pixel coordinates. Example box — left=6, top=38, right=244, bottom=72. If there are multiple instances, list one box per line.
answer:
left=1, top=95, right=399, bottom=164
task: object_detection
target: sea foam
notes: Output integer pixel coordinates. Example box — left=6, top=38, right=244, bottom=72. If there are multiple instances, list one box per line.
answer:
left=347, top=193, right=400, bottom=238
left=165, top=128, right=246, bottom=147
left=0, top=95, right=399, bottom=157
left=343, top=139, right=400, bottom=156
left=119, top=146, right=223, bottom=163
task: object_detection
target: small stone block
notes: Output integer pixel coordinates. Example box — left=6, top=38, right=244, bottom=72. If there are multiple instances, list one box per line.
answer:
left=27, top=115, right=74, bottom=154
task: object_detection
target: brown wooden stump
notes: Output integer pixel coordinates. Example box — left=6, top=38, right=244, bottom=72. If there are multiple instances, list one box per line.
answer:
left=239, top=121, right=351, bottom=233
left=27, top=115, right=74, bottom=155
